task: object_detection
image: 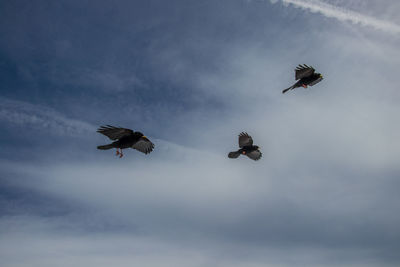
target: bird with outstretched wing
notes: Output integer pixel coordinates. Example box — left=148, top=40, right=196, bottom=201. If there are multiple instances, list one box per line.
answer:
left=228, top=132, right=262, bottom=161
left=97, top=125, right=154, bottom=158
left=283, top=64, right=323, bottom=94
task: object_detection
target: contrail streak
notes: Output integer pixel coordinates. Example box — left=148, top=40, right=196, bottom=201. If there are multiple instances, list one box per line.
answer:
left=275, top=0, right=400, bottom=35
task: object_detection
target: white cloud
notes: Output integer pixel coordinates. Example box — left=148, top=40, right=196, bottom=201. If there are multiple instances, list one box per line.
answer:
left=1, top=1, right=400, bottom=266
left=273, top=0, right=400, bottom=34
left=2, top=216, right=378, bottom=267
left=0, top=97, right=95, bottom=136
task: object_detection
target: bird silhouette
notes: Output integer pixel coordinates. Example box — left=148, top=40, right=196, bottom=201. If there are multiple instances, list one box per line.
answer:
left=228, top=132, right=262, bottom=161
left=97, top=125, right=154, bottom=158
left=283, top=64, right=323, bottom=94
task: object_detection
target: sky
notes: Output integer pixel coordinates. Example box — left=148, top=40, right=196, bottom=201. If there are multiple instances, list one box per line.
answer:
left=1, top=0, right=400, bottom=266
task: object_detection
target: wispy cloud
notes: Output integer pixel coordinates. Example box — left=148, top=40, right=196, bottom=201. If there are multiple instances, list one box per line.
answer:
left=1, top=1, right=400, bottom=266
left=272, top=0, right=400, bottom=34
left=0, top=97, right=95, bottom=136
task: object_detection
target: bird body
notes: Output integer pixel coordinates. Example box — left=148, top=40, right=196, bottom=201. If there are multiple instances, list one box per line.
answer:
left=228, top=132, right=262, bottom=161
left=97, top=125, right=154, bottom=157
left=283, top=64, right=323, bottom=94
left=228, top=146, right=260, bottom=158
left=112, top=133, right=146, bottom=149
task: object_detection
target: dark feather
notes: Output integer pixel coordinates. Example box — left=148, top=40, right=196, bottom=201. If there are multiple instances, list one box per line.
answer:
left=238, top=132, right=253, bottom=148
left=132, top=137, right=155, bottom=154
left=308, top=76, right=323, bottom=86
left=246, top=150, right=262, bottom=161
left=295, top=64, right=315, bottom=80
left=97, top=125, right=134, bottom=140
left=97, top=144, right=114, bottom=150
left=228, top=151, right=240, bottom=158
left=282, top=86, right=293, bottom=94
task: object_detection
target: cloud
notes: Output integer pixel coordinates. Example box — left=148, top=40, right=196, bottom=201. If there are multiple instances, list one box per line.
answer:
left=0, top=97, right=95, bottom=136
left=1, top=215, right=393, bottom=267
left=272, top=0, right=400, bottom=34
left=1, top=1, right=400, bottom=266
left=1, top=144, right=399, bottom=267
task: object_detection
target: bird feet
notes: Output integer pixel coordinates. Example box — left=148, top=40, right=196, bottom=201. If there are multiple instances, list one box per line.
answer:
left=302, top=84, right=308, bottom=88
left=116, top=149, right=124, bottom=158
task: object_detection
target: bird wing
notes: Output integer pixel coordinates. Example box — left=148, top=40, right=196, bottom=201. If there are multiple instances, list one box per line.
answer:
left=132, top=136, right=155, bottom=154
left=246, top=150, right=262, bottom=161
left=295, top=64, right=315, bottom=80
left=97, top=125, right=134, bottom=140
left=308, top=76, right=323, bottom=86
left=238, top=132, right=253, bottom=148
left=228, top=151, right=240, bottom=158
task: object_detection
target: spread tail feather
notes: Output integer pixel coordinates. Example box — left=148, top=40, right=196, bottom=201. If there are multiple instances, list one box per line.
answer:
left=97, top=144, right=114, bottom=150
left=228, top=151, right=240, bottom=159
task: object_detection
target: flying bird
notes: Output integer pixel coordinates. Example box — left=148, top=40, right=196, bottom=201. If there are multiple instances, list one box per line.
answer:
left=282, top=64, right=323, bottom=94
left=97, top=125, right=154, bottom=158
left=228, top=132, right=262, bottom=161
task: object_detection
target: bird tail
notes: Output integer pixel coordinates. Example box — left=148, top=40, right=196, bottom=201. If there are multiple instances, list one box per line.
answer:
left=97, top=144, right=114, bottom=150
left=228, top=151, right=241, bottom=159
left=282, top=86, right=293, bottom=94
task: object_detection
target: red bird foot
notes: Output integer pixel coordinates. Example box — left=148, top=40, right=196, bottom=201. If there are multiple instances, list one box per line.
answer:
left=116, top=149, right=123, bottom=158
left=302, top=84, right=308, bottom=88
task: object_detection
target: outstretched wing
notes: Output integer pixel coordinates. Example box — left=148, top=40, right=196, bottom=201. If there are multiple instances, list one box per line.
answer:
left=239, top=132, right=253, bottom=148
left=97, top=125, right=134, bottom=140
left=132, top=136, right=155, bottom=154
left=295, top=64, right=315, bottom=80
left=228, top=151, right=240, bottom=159
left=246, top=150, right=262, bottom=161
left=308, top=76, right=323, bottom=86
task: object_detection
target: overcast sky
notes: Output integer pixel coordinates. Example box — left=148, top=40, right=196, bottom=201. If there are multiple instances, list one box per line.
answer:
left=1, top=0, right=400, bottom=266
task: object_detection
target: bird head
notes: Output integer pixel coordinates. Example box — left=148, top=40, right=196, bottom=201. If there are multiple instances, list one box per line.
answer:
left=319, top=73, right=323, bottom=78
left=137, top=132, right=150, bottom=141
